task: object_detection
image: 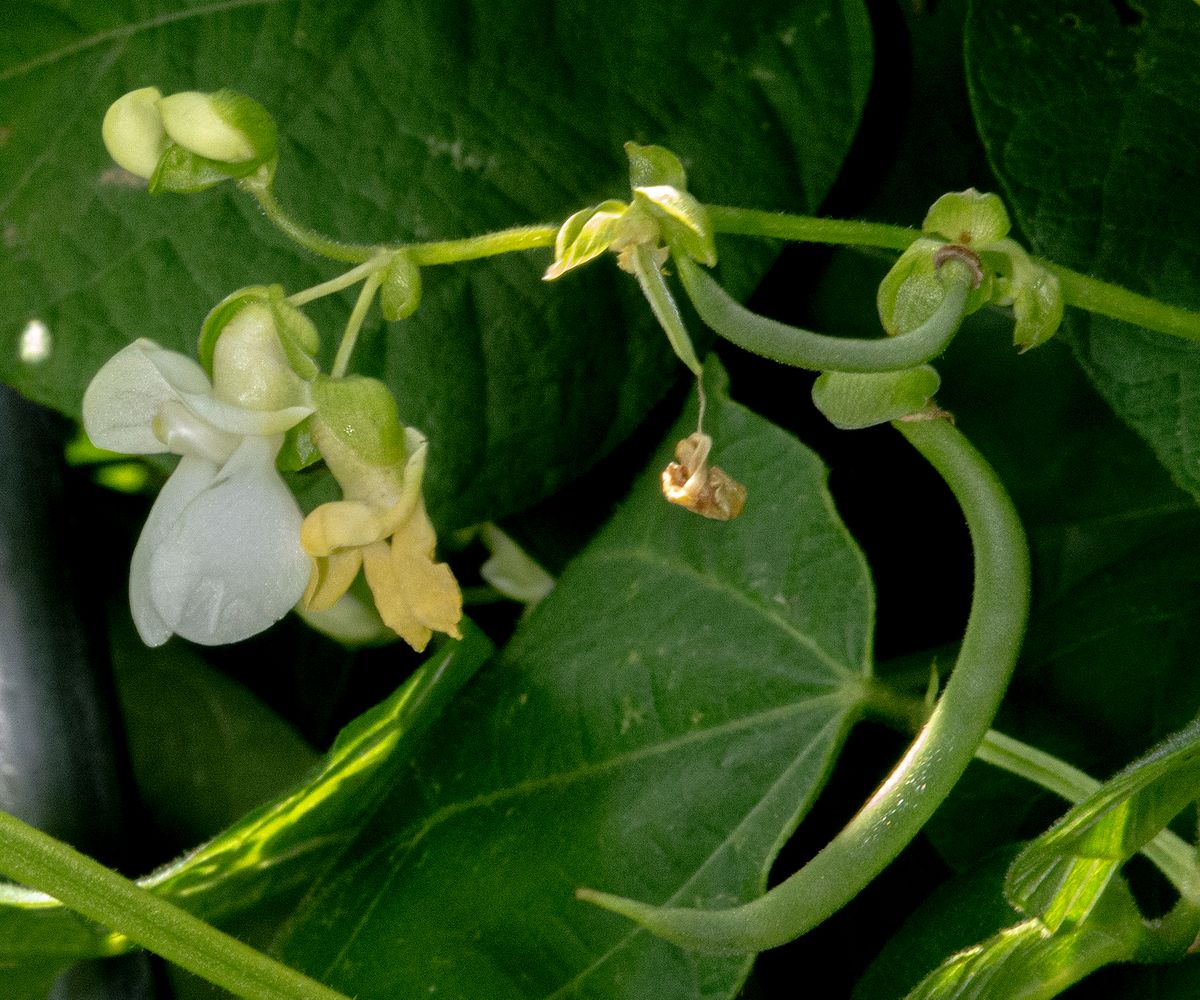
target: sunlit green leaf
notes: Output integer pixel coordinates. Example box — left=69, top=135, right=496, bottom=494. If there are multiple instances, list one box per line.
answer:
left=1006, top=719, right=1200, bottom=932
left=905, top=878, right=1143, bottom=1000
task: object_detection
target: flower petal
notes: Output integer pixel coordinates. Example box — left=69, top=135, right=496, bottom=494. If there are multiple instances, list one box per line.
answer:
left=362, top=499, right=462, bottom=653
left=300, top=500, right=390, bottom=555
left=303, top=548, right=363, bottom=612
left=148, top=435, right=308, bottom=645
left=129, top=455, right=218, bottom=646
left=82, top=339, right=210, bottom=454
left=181, top=390, right=313, bottom=437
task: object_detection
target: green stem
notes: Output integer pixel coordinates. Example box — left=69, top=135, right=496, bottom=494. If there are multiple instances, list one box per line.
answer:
left=0, top=810, right=349, bottom=1000
left=240, top=176, right=379, bottom=264
left=631, top=245, right=703, bottom=378
left=707, top=204, right=920, bottom=251
left=287, top=257, right=389, bottom=308
left=863, top=687, right=1200, bottom=906
left=330, top=269, right=384, bottom=378
left=706, top=204, right=1200, bottom=344
left=1046, top=264, right=1200, bottom=342
left=406, top=225, right=557, bottom=265
left=677, top=254, right=972, bottom=372
left=578, top=418, right=1031, bottom=952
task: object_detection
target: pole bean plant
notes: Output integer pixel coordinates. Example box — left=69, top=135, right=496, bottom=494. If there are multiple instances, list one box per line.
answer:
left=3, top=1, right=1200, bottom=998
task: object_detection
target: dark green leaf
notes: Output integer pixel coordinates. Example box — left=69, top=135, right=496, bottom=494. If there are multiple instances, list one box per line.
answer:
left=0, top=626, right=492, bottom=961
left=0, top=0, right=871, bottom=526
left=109, top=620, right=320, bottom=846
left=853, top=851, right=1022, bottom=1000
left=965, top=0, right=1200, bottom=502
left=273, top=368, right=872, bottom=999
left=0, top=961, right=74, bottom=1000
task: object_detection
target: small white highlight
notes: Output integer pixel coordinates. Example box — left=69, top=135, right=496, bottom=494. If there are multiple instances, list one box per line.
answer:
left=19, top=319, right=51, bottom=364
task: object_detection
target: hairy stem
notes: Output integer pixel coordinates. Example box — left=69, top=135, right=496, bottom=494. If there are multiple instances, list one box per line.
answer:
left=0, top=810, right=350, bottom=1000
left=676, top=254, right=972, bottom=371
left=240, top=177, right=379, bottom=264
left=330, top=269, right=383, bottom=378
left=287, top=257, right=388, bottom=307
left=406, top=225, right=557, bottom=265
left=578, top=418, right=1030, bottom=952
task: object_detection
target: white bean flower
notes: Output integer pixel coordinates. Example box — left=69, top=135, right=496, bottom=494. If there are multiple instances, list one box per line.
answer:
left=83, top=313, right=313, bottom=646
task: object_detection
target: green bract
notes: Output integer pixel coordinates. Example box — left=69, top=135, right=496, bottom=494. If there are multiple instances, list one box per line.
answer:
left=543, top=141, right=716, bottom=280
left=379, top=252, right=422, bottom=322
left=543, top=200, right=629, bottom=280
left=311, top=375, right=407, bottom=472
left=624, top=141, right=690, bottom=190
left=923, top=189, right=1011, bottom=247
left=812, top=366, right=943, bottom=430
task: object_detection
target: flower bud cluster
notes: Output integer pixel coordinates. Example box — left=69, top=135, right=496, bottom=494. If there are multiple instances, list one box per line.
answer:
left=102, top=87, right=277, bottom=193
left=543, top=143, right=716, bottom=281
left=878, top=189, right=1064, bottom=351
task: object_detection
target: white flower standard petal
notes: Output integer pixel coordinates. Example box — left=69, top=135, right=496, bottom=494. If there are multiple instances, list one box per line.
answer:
left=147, top=435, right=308, bottom=645
left=83, top=339, right=210, bottom=454
left=129, top=455, right=219, bottom=647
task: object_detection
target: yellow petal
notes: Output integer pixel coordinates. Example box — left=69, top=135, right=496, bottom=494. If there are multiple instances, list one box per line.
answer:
left=362, top=501, right=463, bottom=652
left=300, top=499, right=389, bottom=555
left=302, top=548, right=363, bottom=611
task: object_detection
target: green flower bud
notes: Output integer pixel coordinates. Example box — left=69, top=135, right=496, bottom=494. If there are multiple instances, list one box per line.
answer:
left=157, top=89, right=276, bottom=167
left=101, top=87, right=169, bottom=179
left=625, top=141, right=689, bottom=190
left=923, top=188, right=1011, bottom=246
left=200, top=285, right=320, bottom=382
left=210, top=303, right=310, bottom=413
left=379, top=251, right=423, bottom=321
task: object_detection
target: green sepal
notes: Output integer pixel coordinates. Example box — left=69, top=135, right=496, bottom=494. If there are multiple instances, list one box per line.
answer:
left=379, top=251, right=422, bottom=321
left=312, top=375, right=406, bottom=469
left=812, top=366, right=942, bottom=430
left=276, top=415, right=322, bottom=472
left=199, top=285, right=320, bottom=380
left=984, top=240, right=1064, bottom=351
left=543, top=200, right=628, bottom=280
left=633, top=185, right=717, bottom=266
left=148, top=143, right=247, bottom=194
left=923, top=188, right=1011, bottom=246
left=878, top=240, right=991, bottom=336
left=625, top=141, right=689, bottom=190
